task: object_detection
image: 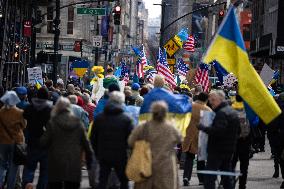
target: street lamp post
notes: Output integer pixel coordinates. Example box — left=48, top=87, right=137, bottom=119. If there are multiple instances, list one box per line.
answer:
left=53, top=0, right=60, bottom=84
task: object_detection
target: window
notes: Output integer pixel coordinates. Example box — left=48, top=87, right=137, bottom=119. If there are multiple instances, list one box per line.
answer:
left=36, top=10, right=42, bottom=33
left=67, top=22, right=74, bottom=34
left=47, top=7, right=54, bottom=33
left=67, top=6, right=74, bottom=34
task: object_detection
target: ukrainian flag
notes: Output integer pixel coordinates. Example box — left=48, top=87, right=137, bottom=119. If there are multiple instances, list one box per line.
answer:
left=139, top=88, right=192, bottom=137
left=203, top=6, right=281, bottom=124
left=34, top=79, right=42, bottom=90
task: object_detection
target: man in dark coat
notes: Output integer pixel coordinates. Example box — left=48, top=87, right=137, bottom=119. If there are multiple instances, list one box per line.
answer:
left=22, top=87, right=53, bottom=189
left=199, top=90, right=240, bottom=189
left=272, top=92, right=284, bottom=189
left=90, top=91, right=134, bottom=189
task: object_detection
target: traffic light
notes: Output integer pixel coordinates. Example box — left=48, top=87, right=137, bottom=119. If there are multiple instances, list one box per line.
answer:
left=218, top=10, right=225, bottom=25
left=113, top=5, right=121, bottom=25
left=52, top=19, right=61, bottom=35
left=14, top=43, right=20, bottom=61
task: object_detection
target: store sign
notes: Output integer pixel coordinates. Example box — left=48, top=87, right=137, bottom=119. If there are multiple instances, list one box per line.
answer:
left=44, top=44, right=54, bottom=49
left=23, top=20, right=32, bottom=37
left=36, top=42, right=78, bottom=51
left=61, top=44, right=74, bottom=51
left=277, top=46, right=284, bottom=52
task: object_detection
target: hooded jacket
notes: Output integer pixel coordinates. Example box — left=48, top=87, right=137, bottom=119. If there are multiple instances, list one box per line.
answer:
left=91, top=102, right=134, bottom=162
left=40, top=111, right=93, bottom=183
left=23, top=98, right=53, bottom=148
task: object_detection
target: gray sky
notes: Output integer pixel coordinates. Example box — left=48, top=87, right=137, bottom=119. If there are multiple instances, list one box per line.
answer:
left=144, top=0, right=161, bottom=18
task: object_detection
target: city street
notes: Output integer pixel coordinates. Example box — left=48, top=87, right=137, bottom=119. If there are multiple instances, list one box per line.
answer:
left=67, top=141, right=282, bottom=189
left=1, top=0, right=284, bottom=189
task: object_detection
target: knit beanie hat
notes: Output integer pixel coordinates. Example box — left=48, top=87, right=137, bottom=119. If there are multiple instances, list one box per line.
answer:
left=108, top=83, right=120, bottom=92
left=37, top=87, right=49, bottom=100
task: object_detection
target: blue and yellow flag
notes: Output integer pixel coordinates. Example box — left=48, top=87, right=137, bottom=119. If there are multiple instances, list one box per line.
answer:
left=34, top=79, right=42, bottom=90
left=139, top=88, right=192, bottom=136
left=203, top=6, right=281, bottom=124
left=72, top=60, right=89, bottom=78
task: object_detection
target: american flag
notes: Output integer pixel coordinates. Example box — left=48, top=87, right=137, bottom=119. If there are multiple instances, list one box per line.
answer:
left=195, top=63, right=210, bottom=92
left=134, top=46, right=147, bottom=78
left=184, top=35, right=195, bottom=52
left=157, top=48, right=176, bottom=87
left=123, top=73, right=129, bottom=84
left=120, top=62, right=128, bottom=77
left=177, top=58, right=189, bottom=77
left=120, top=62, right=129, bottom=84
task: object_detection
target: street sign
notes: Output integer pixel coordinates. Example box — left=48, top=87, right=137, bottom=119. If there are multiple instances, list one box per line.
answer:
left=167, top=58, right=176, bottom=65
left=173, top=35, right=183, bottom=48
left=93, top=36, right=102, bottom=48
left=164, top=38, right=180, bottom=57
left=77, top=7, right=106, bottom=15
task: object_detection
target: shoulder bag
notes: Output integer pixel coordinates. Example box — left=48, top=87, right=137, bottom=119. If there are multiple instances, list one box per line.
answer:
left=126, top=122, right=152, bottom=183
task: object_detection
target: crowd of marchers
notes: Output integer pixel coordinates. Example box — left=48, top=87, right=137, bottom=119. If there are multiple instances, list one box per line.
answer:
left=0, top=71, right=284, bottom=189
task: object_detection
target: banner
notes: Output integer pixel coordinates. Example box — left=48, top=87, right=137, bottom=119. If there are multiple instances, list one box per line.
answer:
left=27, top=67, right=43, bottom=85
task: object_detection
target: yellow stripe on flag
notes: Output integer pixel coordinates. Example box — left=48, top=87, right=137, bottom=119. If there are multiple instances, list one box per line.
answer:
left=204, top=35, right=281, bottom=124
left=139, top=113, right=191, bottom=137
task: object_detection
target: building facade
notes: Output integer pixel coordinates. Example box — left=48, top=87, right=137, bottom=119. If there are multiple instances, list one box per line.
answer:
left=0, top=0, right=36, bottom=89
left=250, top=0, right=284, bottom=84
left=137, top=0, right=148, bottom=45
left=0, top=0, right=150, bottom=87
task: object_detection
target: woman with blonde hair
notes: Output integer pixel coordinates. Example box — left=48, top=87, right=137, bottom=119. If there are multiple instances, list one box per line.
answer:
left=128, top=101, right=182, bottom=189
left=41, top=97, right=93, bottom=189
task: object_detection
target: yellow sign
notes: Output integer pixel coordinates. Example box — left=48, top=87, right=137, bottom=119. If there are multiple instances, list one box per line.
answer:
left=167, top=58, right=176, bottom=65
left=173, top=35, right=183, bottom=48
left=164, top=39, right=180, bottom=57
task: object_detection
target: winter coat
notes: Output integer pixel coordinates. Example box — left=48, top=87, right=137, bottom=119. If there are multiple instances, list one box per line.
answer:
left=0, top=106, right=26, bottom=144
left=16, top=100, right=30, bottom=110
left=91, top=102, right=134, bottom=162
left=23, top=98, right=53, bottom=148
left=40, top=111, right=93, bottom=183
left=125, top=105, right=140, bottom=127
left=128, top=120, right=182, bottom=189
left=132, top=91, right=144, bottom=107
left=93, top=96, right=108, bottom=119
left=182, top=101, right=212, bottom=154
left=274, top=97, right=284, bottom=153
left=203, top=102, right=240, bottom=157
left=71, top=104, right=89, bottom=129
left=83, top=103, right=96, bottom=123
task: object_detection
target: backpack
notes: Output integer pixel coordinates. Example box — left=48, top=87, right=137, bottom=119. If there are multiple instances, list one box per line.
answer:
left=237, top=109, right=250, bottom=138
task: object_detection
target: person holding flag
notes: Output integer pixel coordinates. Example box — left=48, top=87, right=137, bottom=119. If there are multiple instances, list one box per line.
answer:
left=201, top=2, right=281, bottom=189
left=203, top=4, right=281, bottom=125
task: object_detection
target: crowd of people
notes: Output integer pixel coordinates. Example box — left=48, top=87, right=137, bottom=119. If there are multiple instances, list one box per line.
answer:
left=0, top=70, right=284, bottom=189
